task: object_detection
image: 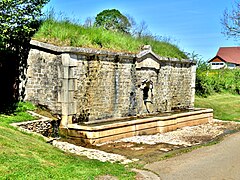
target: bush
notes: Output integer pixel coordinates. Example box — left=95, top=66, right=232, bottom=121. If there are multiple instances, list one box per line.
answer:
left=195, top=71, right=213, bottom=97
left=15, top=101, right=36, bottom=112
left=196, top=68, right=240, bottom=96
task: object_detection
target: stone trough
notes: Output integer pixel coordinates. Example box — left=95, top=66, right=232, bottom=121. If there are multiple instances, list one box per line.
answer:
left=60, top=108, right=213, bottom=145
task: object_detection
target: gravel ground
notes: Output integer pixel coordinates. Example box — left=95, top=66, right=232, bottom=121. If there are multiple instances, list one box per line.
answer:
left=53, top=120, right=240, bottom=164
left=52, top=140, right=137, bottom=164
left=97, top=119, right=239, bottom=147
left=113, top=120, right=229, bottom=146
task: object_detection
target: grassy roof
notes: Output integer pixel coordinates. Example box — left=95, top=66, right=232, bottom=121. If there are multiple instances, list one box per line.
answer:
left=33, top=19, right=188, bottom=59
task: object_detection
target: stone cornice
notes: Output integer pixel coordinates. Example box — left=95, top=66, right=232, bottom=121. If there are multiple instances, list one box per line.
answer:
left=30, top=40, right=136, bottom=58
left=30, top=40, right=196, bottom=64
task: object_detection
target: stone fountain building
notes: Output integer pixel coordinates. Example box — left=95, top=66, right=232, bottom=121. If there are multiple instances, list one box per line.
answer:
left=25, top=40, right=212, bottom=144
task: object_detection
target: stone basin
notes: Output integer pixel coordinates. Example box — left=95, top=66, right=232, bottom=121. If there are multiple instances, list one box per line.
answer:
left=60, top=108, right=213, bottom=145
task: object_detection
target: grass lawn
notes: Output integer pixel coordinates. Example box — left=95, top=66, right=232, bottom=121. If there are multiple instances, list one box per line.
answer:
left=0, top=103, right=135, bottom=180
left=195, top=93, right=240, bottom=121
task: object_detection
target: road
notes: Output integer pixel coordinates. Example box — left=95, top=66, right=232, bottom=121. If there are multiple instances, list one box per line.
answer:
left=144, top=131, right=240, bottom=180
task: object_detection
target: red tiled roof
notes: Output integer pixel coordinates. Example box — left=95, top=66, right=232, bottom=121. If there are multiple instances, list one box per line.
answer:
left=211, top=47, right=240, bottom=64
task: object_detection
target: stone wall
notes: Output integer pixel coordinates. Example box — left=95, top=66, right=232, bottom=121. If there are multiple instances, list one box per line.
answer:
left=26, top=48, right=62, bottom=114
left=10, top=111, right=60, bottom=137
left=72, top=54, right=136, bottom=121
left=25, top=40, right=196, bottom=126
left=16, top=119, right=53, bottom=137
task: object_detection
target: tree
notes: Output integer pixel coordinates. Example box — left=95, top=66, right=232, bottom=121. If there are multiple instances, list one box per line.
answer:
left=94, top=9, right=131, bottom=34
left=0, top=0, right=49, bottom=112
left=0, top=0, right=49, bottom=50
left=84, top=17, right=95, bottom=28
left=125, top=15, right=149, bottom=37
left=222, top=1, right=240, bottom=40
left=125, top=14, right=137, bottom=35
left=134, top=20, right=149, bottom=38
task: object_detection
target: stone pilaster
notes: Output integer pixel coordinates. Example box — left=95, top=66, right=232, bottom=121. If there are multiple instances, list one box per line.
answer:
left=190, top=63, right=196, bottom=108
left=59, top=53, right=77, bottom=127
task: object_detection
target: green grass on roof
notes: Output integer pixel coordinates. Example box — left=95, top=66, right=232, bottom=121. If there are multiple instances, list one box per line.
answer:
left=33, top=19, right=188, bottom=59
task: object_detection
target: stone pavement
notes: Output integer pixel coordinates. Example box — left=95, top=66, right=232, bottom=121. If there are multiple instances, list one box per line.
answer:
left=145, top=131, right=240, bottom=180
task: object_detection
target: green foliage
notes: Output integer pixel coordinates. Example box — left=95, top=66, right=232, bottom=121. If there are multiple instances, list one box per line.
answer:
left=196, top=59, right=210, bottom=71
left=15, top=101, right=36, bottom=112
left=195, top=71, right=213, bottom=97
left=94, top=9, right=131, bottom=34
left=34, top=19, right=188, bottom=59
left=0, top=0, right=49, bottom=50
left=0, top=0, right=49, bottom=113
left=196, top=68, right=240, bottom=97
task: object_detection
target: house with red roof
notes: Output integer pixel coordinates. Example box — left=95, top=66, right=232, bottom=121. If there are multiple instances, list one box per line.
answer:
left=209, top=47, right=240, bottom=69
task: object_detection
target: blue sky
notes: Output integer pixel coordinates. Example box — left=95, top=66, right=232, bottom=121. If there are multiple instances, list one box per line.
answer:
left=44, top=0, right=237, bottom=61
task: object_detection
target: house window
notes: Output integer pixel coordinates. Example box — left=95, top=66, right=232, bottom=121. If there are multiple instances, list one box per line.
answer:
left=212, top=62, right=224, bottom=66
left=227, top=63, right=235, bottom=68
